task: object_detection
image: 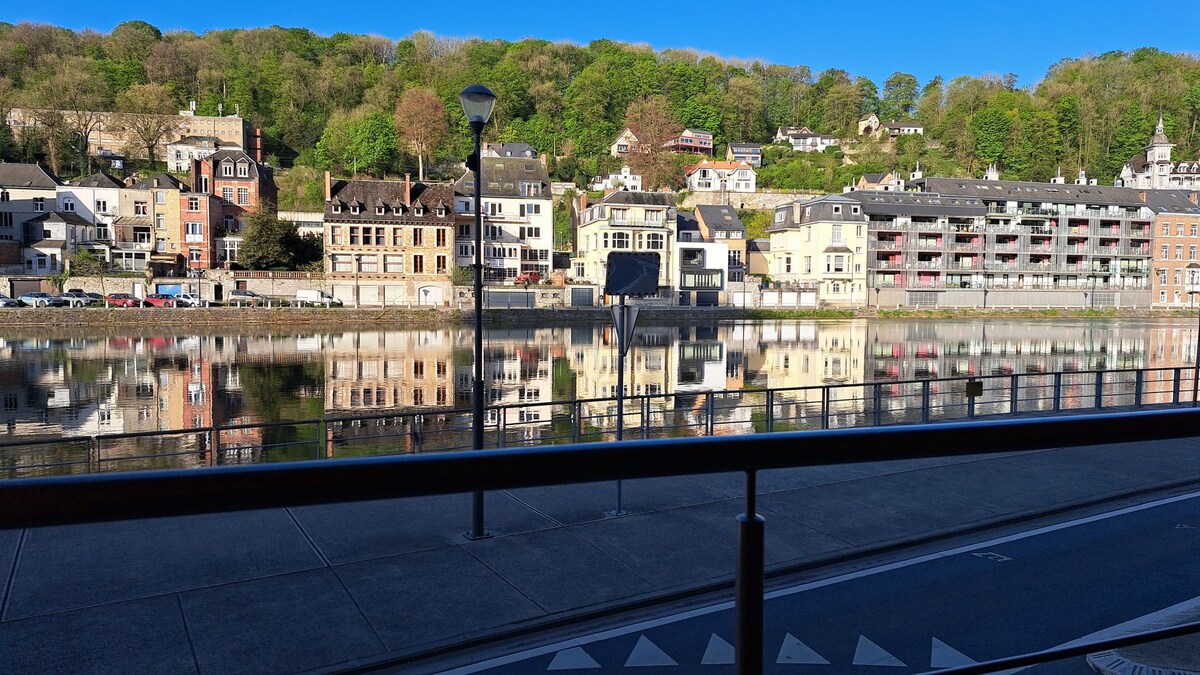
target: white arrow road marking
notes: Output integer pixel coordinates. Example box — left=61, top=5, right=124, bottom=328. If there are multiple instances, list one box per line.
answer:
left=624, top=635, right=677, bottom=667
left=930, top=638, right=976, bottom=668
left=547, top=647, right=600, bottom=670
left=701, top=634, right=734, bottom=665
left=971, top=551, right=1012, bottom=562
left=853, top=635, right=907, bottom=667
left=776, top=633, right=830, bottom=664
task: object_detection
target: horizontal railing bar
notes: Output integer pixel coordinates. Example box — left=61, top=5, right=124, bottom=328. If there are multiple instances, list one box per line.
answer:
left=926, top=617, right=1200, bottom=674
left=2, top=409, right=1198, bottom=529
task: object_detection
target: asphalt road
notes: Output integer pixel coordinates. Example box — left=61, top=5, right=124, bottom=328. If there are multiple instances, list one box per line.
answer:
left=443, top=491, right=1200, bottom=674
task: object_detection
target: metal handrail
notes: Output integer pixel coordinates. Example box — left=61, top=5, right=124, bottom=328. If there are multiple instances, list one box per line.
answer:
left=2, top=409, right=1200, bottom=675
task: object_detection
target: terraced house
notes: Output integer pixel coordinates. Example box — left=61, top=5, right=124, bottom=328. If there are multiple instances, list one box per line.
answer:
left=324, top=172, right=455, bottom=307
left=768, top=194, right=869, bottom=307
left=0, top=163, right=60, bottom=273
left=452, top=156, right=553, bottom=282
left=571, top=191, right=677, bottom=296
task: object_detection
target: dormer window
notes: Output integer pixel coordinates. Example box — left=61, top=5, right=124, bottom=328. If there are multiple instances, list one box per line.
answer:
left=392, top=207, right=402, bottom=215
left=415, top=207, right=425, bottom=216
left=332, top=204, right=342, bottom=214
left=237, top=163, right=248, bottom=178
left=350, top=204, right=361, bottom=215
left=222, top=162, right=233, bottom=177
left=376, top=206, right=385, bottom=215
left=436, top=208, right=446, bottom=217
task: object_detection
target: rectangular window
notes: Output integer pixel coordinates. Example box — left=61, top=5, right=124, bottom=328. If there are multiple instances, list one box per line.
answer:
left=155, top=214, right=165, bottom=230
left=436, top=255, right=447, bottom=274
left=646, top=233, right=663, bottom=250
left=413, top=229, right=423, bottom=246
left=189, top=248, right=202, bottom=262
left=1192, top=245, right=1198, bottom=261
left=804, top=256, right=812, bottom=273
left=237, top=164, right=248, bottom=178
left=188, top=197, right=200, bottom=211
left=385, top=255, right=403, bottom=273
left=237, top=188, right=248, bottom=205
left=155, top=191, right=166, bottom=204
left=349, top=227, right=360, bottom=245
left=359, top=256, right=378, bottom=273
left=95, top=199, right=108, bottom=214
left=413, top=255, right=425, bottom=273
left=62, top=198, right=75, bottom=212
left=1162, top=245, right=1170, bottom=260
left=33, top=197, right=44, bottom=212
left=612, top=232, right=630, bottom=248
left=436, top=229, right=447, bottom=247
left=222, top=188, right=234, bottom=204
left=134, top=201, right=147, bottom=216
left=1177, top=245, right=1184, bottom=260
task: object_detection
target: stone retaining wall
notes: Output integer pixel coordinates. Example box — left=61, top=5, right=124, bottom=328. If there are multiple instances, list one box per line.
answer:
left=679, top=190, right=821, bottom=211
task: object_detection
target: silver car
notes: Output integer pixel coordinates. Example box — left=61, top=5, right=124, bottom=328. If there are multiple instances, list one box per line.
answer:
left=17, top=292, right=65, bottom=307
left=0, top=295, right=20, bottom=308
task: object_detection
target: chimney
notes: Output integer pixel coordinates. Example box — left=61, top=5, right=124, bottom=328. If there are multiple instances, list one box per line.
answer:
left=539, top=152, right=548, bottom=166
left=579, top=192, right=588, bottom=214
left=1189, top=192, right=1198, bottom=205
left=324, top=171, right=332, bottom=202
left=404, top=173, right=411, bottom=205
left=254, top=129, right=264, bottom=164
left=1138, top=191, right=1147, bottom=203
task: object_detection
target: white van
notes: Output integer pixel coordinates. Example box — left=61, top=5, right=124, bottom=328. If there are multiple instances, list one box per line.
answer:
left=296, top=289, right=342, bottom=307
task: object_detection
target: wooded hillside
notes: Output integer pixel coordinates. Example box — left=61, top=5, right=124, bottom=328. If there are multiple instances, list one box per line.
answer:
left=2, top=21, right=1199, bottom=197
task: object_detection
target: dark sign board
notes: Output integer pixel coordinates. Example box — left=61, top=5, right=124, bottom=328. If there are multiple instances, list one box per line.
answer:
left=605, top=252, right=660, bottom=296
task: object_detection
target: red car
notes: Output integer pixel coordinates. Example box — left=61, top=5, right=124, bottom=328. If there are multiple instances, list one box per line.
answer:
left=104, top=293, right=140, bottom=308
left=142, top=294, right=177, bottom=308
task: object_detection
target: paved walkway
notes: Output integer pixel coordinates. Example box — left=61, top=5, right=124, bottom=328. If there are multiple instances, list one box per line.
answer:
left=4, top=437, right=1200, bottom=674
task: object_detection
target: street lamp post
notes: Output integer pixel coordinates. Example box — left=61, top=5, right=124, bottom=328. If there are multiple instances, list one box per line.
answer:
left=1187, top=263, right=1200, bottom=406
left=461, top=84, right=497, bottom=540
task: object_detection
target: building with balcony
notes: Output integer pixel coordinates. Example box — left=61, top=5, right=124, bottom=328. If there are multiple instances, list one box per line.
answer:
left=768, top=195, right=869, bottom=306
left=453, top=156, right=553, bottom=281
left=589, top=166, right=642, bottom=192
left=610, top=128, right=642, bottom=157
left=180, top=189, right=221, bottom=273
left=726, top=143, right=762, bottom=167
left=665, top=128, right=714, bottom=156
left=46, top=172, right=122, bottom=272
left=0, top=163, right=60, bottom=272
left=190, top=149, right=277, bottom=267
left=324, top=172, right=455, bottom=306
left=130, top=174, right=185, bottom=275
left=1146, top=190, right=1200, bottom=307
left=571, top=191, right=677, bottom=293
left=904, top=176, right=1155, bottom=299
left=685, top=160, right=756, bottom=193
left=775, top=127, right=839, bottom=153
left=168, top=136, right=235, bottom=173
left=694, top=206, right=747, bottom=282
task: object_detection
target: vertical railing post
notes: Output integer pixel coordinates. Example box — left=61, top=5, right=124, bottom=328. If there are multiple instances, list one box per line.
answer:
left=706, top=392, right=716, bottom=436
left=735, top=470, right=764, bottom=675
left=1135, top=370, right=1144, bottom=407
left=872, top=383, right=882, bottom=426
left=318, top=418, right=328, bottom=459
left=765, top=390, right=775, bottom=433
left=497, top=408, right=507, bottom=449
left=1174, top=367, right=1183, bottom=404
left=89, top=436, right=100, bottom=473
left=821, top=386, right=830, bottom=430
left=967, top=382, right=976, bottom=419
left=1010, top=374, right=1019, bottom=415
left=641, top=396, right=649, bottom=440
left=573, top=400, right=582, bottom=443
left=1094, top=370, right=1104, bottom=410
left=1053, top=372, right=1062, bottom=412
left=921, top=380, right=931, bottom=424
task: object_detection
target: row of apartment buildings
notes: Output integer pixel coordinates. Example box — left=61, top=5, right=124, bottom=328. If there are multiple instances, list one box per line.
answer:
left=0, top=149, right=274, bottom=277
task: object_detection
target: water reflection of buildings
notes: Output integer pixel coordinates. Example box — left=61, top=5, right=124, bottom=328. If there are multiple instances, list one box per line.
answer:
left=456, top=328, right=559, bottom=439
left=325, top=330, right=455, bottom=412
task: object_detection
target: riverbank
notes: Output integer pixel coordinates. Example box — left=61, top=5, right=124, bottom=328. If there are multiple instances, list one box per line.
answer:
left=0, top=305, right=1195, bottom=328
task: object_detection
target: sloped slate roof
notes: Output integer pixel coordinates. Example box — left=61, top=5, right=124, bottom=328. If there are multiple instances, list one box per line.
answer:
left=454, top=157, right=551, bottom=199
left=912, top=177, right=1148, bottom=207
left=0, top=163, right=61, bottom=189
left=695, top=205, right=745, bottom=231
left=600, top=191, right=674, bottom=207
left=76, top=172, right=124, bottom=189
left=132, top=173, right=187, bottom=191
left=327, top=179, right=455, bottom=223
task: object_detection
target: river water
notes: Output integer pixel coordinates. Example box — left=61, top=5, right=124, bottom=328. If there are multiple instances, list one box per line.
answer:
left=0, top=318, right=1195, bottom=475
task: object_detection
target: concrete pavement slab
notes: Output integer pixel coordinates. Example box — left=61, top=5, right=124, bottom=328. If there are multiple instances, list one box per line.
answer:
left=5, top=509, right=323, bottom=620
left=661, top=500, right=852, bottom=566
left=506, top=476, right=733, bottom=526
left=289, top=492, right=556, bottom=565
left=464, top=528, right=657, bottom=613
left=759, top=477, right=997, bottom=546
left=570, top=512, right=738, bottom=589
left=335, top=546, right=545, bottom=653
left=0, top=595, right=196, bottom=675
left=179, top=568, right=385, bottom=675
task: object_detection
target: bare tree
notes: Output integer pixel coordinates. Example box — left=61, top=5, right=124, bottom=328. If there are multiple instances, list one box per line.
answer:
left=115, top=83, right=181, bottom=168
left=622, top=95, right=681, bottom=190
left=393, top=88, right=447, bottom=181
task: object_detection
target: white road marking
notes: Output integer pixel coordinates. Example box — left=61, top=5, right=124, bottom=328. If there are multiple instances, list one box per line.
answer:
left=547, top=647, right=600, bottom=670
left=440, top=489, right=1200, bottom=674
left=623, top=635, right=676, bottom=667
left=930, top=637, right=976, bottom=668
left=853, top=635, right=906, bottom=667
left=970, top=552, right=1012, bottom=562
left=776, top=632, right=830, bottom=664
left=700, top=634, right=734, bottom=665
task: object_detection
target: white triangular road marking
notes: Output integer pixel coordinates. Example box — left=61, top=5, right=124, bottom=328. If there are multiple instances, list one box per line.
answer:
left=624, top=635, right=678, bottom=667
left=701, top=634, right=734, bottom=665
left=547, top=646, right=600, bottom=670
left=776, top=632, right=830, bottom=664
left=853, top=635, right=907, bottom=667
left=931, top=638, right=976, bottom=668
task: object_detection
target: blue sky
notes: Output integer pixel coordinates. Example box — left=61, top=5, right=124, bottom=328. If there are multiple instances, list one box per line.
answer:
left=10, top=1, right=1199, bottom=87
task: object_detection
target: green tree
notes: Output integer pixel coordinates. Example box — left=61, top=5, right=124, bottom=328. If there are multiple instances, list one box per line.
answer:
left=968, top=106, right=1012, bottom=166
left=881, top=72, right=919, bottom=120
left=239, top=211, right=304, bottom=270
left=115, top=83, right=180, bottom=168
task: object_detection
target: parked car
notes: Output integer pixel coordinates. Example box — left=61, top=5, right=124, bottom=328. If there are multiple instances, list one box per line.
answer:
left=17, top=292, right=65, bottom=307
left=295, top=289, right=342, bottom=307
left=104, top=293, right=140, bottom=308
left=142, top=294, right=177, bottom=308
left=58, top=291, right=98, bottom=307
left=514, top=271, right=542, bottom=285
left=173, top=293, right=207, bottom=307
left=67, top=289, right=104, bottom=304
left=227, top=290, right=265, bottom=306
left=0, top=295, right=20, bottom=308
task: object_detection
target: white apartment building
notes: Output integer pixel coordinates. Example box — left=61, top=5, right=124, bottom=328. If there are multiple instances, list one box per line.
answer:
left=453, top=157, right=553, bottom=281
left=685, top=160, right=757, bottom=193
